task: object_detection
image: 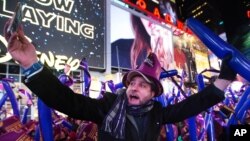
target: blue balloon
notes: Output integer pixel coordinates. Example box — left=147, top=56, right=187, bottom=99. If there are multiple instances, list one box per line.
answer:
left=196, top=74, right=205, bottom=91
left=34, top=125, right=40, bottom=141
left=2, top=79, right=20, bottom=118
left=61, top=120, right=73, bottom=131
left=21, top=106, right=30, bottom=124
left=228, top=86, right=250, bottom=125
left=186, top=18, right=250, bottom=82
left=238, top=99, right=250, bottom=124
left=38, top=99, right=53, bottom=141
left=160, top=69, right=178, bottom=78
left=187, top=117, right=198, bottom=141
left=115, top=82, right=124, bottom=90
left=0, top=94, right=8, bottom=109
left=58, top=74, right=73, bottom=86
left=107, top=80, right=116, bottom=93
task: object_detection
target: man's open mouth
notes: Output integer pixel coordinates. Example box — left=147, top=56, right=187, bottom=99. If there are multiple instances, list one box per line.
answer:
left=129, top=95, right=139, bottom=100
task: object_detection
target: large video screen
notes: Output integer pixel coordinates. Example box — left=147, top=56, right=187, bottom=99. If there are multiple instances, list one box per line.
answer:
left=111, top=4, right=174, bottom=71
left=0, top=0, right=106, bottom=71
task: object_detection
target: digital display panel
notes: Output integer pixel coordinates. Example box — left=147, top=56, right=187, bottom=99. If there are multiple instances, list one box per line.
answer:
left=111, top=1, right=211, bottom=83
left=0, top=0, right=106, bottom=71
left=111, top=4, right=174, bottom=71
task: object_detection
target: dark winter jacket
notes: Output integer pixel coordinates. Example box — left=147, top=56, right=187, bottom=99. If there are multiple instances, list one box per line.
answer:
left=24, top=67, right=225, bottom=141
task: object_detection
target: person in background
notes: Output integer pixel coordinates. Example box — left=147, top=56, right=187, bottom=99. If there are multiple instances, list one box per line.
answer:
left=173, top=39, right=187, bottom=72
left=4, top=18, right=236, bottom=141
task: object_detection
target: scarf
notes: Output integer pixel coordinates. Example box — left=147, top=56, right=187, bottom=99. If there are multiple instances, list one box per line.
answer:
left=101, top=89, right=154, bottom=139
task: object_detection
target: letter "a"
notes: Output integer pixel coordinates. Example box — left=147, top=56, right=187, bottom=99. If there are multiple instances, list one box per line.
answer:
left=234, top=129, right=241, bottom=136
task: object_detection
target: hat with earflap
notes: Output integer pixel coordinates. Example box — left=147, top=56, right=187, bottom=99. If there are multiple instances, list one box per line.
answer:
left=122, top=52, right=163, bottom=97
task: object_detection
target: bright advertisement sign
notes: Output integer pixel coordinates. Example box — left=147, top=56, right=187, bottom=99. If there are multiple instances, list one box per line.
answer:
left=111, top=4, right=174, bottom=71
left=119, top=0, right=193, bottom=35
left=194, top=49, right=210, bottom=77
left=0, top=0, right=106, bottom=71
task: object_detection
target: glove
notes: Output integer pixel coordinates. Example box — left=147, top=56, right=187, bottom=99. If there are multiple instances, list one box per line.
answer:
left=218, top=55, right=237, bottom=81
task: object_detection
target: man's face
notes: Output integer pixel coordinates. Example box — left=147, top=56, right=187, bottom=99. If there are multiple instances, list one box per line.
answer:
left=126, top=76, right=155, bottom=105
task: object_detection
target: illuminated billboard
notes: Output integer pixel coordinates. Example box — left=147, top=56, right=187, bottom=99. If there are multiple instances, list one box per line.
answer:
left=117, top=0, right=192, bottom=35
left=0, top=0, right=106, bottom=71
left=111, top=1, right=211, bottom=83
left=111, top=4, right=174, bottom=71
